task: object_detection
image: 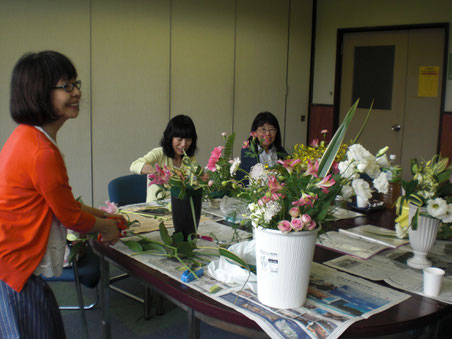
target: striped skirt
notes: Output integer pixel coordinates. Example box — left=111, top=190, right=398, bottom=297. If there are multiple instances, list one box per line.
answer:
left=0, top=275, right=66, bottom=339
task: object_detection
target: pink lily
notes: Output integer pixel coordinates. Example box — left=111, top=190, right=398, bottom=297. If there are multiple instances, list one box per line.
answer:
left=148, top=164, right=171, bottom=185
left=315, top=174, right=336, bottom=193
left=268, top=176, right=284, bottom=194
left=320, top=129, right=328, bottom=135
left=292, top=192, right=317, bottom=208
left=99, top=200, right=119, bottom=214
left=277, top=159, right=302, bottom=174
left=310, top=139, right=319, bottom=147
left=242, top=140, right=250, bottom=149
left=304, top=160, right=319, bottom=177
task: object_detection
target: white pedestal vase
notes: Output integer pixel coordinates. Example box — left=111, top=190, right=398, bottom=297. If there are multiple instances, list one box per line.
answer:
left=254, top=226, right=320, bottom=309
left=407, top=204, right=440, bottom=269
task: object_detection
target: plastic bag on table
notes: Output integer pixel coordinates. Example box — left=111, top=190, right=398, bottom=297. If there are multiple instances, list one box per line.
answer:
left=207, top=240, right=257, bottom=293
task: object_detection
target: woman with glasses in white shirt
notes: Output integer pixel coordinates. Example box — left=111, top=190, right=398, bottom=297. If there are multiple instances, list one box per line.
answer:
left=237, top=111, right=288, bottom=183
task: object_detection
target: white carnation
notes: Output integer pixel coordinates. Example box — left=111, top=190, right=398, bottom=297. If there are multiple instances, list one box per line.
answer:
left=341, top=184, right=354, bottom=200
left=376, top=154, right=390, bottom=168
left=250, top=163, right=268, bottom=184
left=352, top=178, right=372, bottom=200
left=338, top=160, right=358, bottom=180
left=229, top=157, right=241, bottom=176
left=427, top=198, right=448, bottom=218
left=373, top=172, right=389, bottom=194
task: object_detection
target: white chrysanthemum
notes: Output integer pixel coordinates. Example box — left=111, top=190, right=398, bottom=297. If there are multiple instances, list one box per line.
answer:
left=249, top=163, right=268, bottom=184
left=229, top=157, right=241, bottom=176
left=352, top=178, right=372, bottom=200
left=373, top=172, right=389, bottom=194
left=338, top=160, right=358, bottom=180
left=438, top=204, right=452, bottom=223
left=427, top=198, right=448, bottom=218
left=263, top=200, right=281, bottom=223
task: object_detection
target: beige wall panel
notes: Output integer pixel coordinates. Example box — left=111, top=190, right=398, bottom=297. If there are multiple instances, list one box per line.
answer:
left=233, top=0, right=290, bottom=156
left=91, top=0, right=170, bottom=206
left=285, top=0, right=313, bottom=151
left=0, top=0, right=92, bottom=203
left=171, top=0, right=235, bottom=165
left=314, top=0, right=452, bottom=108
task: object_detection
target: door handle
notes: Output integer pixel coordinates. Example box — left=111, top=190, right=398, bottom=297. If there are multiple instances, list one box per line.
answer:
left=392, top=124, right=401, bottom=132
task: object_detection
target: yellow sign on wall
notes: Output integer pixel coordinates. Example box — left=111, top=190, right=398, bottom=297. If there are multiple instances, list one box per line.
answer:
left=418, top=66, right=439, bottom=97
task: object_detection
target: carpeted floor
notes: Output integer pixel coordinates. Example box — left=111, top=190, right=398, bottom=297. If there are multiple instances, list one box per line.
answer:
left=48, top=266, right=252, bottom=339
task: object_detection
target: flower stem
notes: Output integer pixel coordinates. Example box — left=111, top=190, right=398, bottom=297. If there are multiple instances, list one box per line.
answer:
left=189, top=195, right=198, bottom=236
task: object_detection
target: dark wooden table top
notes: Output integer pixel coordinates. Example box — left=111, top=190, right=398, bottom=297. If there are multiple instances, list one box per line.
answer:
left=93, top=208, right=452, bottom=337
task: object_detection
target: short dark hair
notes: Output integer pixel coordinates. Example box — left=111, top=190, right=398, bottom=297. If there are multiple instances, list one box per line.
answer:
left=160, top=115, right=198, bottom=158
left=249, top=111, right=284, bottom=150
left=10, top=50, right=78, bottom=126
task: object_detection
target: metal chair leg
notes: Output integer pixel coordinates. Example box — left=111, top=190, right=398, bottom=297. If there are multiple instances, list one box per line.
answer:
left=73, top=258, right=89, bottom=339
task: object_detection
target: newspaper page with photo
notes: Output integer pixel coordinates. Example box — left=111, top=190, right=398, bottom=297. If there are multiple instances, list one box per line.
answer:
left=324, top=241, right=452, bottom=305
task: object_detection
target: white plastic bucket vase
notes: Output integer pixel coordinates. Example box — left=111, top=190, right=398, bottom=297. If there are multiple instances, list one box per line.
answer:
left=407, top=204, right=439, bottom=269
left=254, top=226, right=320, bottom=309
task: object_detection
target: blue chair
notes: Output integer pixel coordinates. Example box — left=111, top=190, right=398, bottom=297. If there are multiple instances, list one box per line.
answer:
left=108, top=174, right=147, bottom=207
left=108, top=174, right=160, bottom=319
left=43, top=244, right=100, bottom=339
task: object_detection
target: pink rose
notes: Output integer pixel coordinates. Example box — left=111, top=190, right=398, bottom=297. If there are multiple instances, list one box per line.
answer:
left=208, top=180, right=214, bottom=187
left=278, top=220, right=292, bottom=233
left=207, top=146, right=223, bottom=171
left=291, top=218, right=304, bottom=231
left=306, top=220, right=317, bottom=230
left=289, top=207, right=300, bottom=218
left=300, top=214, right=312, bottom=226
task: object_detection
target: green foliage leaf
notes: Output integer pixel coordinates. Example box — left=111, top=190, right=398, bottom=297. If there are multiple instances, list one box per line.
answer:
left=219, top=247, right=249, bottom=271
left=122, top=240, right=143, bottom=253
left=141, top=242, right=167, bottom=254
left=318, top=99, right=359, bottom=177
left=177, top=242, right=194, bottom=256
left=159, top=222, right=172, bottom=246
left=172, top=231, right=184, bottom=245
left=223, top=132, right=236, bottom=159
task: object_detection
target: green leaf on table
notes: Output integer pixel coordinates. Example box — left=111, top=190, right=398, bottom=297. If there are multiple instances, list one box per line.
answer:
left=172, top=231, right=184, bottom=245
left=159, top=221, right=172, bottom=246
left=177, top=242, right=194, bottom=256
left=141, top=242, right=167, bottom=254
left=218, top=247, right=249, bottom=271
left=122, top=240, right=143, bottom=253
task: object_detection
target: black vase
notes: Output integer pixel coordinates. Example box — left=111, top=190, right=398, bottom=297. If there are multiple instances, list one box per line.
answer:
left=170, top=188, right=203, bottom=240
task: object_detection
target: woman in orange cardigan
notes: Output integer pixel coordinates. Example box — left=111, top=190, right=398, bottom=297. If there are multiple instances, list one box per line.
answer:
left=0, top=51, right=123, bottom=338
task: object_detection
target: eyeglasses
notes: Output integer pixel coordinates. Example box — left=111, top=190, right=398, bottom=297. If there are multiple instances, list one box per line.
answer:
left=52, top=80, right=81, bottom=92
left=257, top=127, right=277, bottom=135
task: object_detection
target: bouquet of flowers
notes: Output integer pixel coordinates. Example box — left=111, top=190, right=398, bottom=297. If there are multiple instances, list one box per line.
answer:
left=148, top=154, right=206, bottom=199
left=396, top=154, right=452, bottom=232
left=205, top=132, right=242, bottom=198
left=207, top=100, right=386, bottom=232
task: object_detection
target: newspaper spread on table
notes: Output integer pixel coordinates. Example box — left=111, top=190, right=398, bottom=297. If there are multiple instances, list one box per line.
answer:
left=323, top=241, right=452, bottom=305
left=113, top=215, right=410, bottom=339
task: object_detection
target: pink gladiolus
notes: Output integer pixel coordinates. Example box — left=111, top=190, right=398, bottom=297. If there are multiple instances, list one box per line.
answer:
left=277, top=159, right=302, bottom=174
left=278, top=220, right=292, bottom=233
left=304, top=160, right=319, bottom=177
left=268, top=176, right=284, bottom=193
left=291, top=218, right=304, bottom=231
left=315, top=174, right=336, bottom=193
left=310, top=139, right=319, bottom=147
left=207, top=146, right=223, bottom=171
left=148, top=164, right=171, bottom=185
left=289, top=207, right=300, bottom=218
left=99, top=200, right=118, bottom=214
